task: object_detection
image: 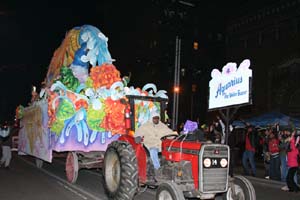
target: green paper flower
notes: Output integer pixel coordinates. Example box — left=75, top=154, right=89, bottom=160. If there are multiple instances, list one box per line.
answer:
left=50, top=119, right=65, bottom=135
left=87, top=99, right=106, bottom=131
left=56, top=99, right=75, bottom=120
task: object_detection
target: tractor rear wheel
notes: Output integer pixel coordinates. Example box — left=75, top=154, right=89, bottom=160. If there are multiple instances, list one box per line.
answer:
left=223, top=175, right=256, bottom=200
left=103, top=141, right=138, bottom=200
left=156, top=182, right=185, bottom=200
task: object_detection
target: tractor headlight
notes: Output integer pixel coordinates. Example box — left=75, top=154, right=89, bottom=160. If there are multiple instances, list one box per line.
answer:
left=203, top=158, right=211, bottom=168
left=220, top=158, right=228, bottom=168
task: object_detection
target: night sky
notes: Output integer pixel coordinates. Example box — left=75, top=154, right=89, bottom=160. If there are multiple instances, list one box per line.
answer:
left=0, top=0, right=271, bottom=123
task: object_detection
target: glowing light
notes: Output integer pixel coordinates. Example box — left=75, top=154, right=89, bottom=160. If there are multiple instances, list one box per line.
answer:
left=203, top=158, right=211, bottom=168
left=220, top=158, right=228, bottom=168
left=174, top=86, right=180, bottom=93
left=193, top=41, right=198, bottom=50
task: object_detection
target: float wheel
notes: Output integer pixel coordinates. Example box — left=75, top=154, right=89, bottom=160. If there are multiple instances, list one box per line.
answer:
left=66, top=152, right=79, bottom=184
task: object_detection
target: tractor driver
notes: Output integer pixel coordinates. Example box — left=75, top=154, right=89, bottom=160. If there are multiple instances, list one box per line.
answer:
left=135, top=111, right=175, bottom=170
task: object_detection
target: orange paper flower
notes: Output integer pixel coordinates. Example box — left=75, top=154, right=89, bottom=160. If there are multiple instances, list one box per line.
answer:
left=47, top=91, right=59, bottom=127
left=75, top=99, right=88, bottom=111
left=100, top=98, right=126, bottom=135
left=90, top=63, right=121, bottom=89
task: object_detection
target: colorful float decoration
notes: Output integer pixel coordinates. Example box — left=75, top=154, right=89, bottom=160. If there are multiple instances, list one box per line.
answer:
left=18, top=25, right=168, bottom=161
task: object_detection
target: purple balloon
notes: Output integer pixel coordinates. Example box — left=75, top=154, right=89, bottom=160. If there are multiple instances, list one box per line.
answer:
left=183, top=120, right=198, bottom=134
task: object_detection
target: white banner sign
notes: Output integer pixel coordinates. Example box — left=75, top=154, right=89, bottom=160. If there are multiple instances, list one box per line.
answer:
left=208, top=59, right=252, bottom=110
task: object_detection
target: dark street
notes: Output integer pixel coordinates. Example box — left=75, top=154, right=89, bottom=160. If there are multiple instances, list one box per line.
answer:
left=1, top=153, right=300, bottom=200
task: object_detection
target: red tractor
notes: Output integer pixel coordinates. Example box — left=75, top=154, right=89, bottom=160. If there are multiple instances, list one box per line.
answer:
left=103, top=96, right=256, bottom=200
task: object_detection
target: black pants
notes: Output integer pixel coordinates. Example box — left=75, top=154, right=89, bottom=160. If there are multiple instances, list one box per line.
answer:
left=229, top=149, right=235, bottom=177
left=269, top=155, right=281, bottom=181
left=286, top=167, right=300, bottom=192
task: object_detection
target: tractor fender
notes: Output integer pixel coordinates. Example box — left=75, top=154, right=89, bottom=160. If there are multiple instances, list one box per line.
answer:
left=118, top=135, right=148, bottom=183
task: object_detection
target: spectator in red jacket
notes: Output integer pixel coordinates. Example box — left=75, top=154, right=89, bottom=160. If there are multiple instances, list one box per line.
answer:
left=242, top=125, right=257, bottom=176
left=268, top=130, right=281, bottom=181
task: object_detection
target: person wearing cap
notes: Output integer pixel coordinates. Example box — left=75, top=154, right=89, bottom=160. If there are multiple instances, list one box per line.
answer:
left=135, top=111, right=175, bottom=170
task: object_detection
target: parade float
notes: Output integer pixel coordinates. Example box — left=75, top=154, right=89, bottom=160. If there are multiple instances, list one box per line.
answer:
left=17, top=24, right=168, bottom=183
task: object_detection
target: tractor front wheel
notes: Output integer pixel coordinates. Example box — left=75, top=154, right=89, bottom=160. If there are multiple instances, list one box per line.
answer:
left=103, top=141, right=138, bottom=200
left=156, top=182, right=185, bottom=200
left=223, top=176, right=256, bottom=200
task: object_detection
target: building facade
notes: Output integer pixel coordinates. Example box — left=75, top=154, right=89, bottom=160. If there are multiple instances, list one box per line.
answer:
left=226, top=0, right=300, bottom=117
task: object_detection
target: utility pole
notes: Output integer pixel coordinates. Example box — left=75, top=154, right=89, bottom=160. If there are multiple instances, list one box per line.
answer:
left=172, top=36, right=181, bottom=130
left=191, top=84, right=197, bottom=119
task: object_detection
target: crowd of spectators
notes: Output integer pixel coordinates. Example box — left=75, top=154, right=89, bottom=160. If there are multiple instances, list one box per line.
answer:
left=259, top=125, right=300, bottom=192
left=178, top=116, right=300, bottom=193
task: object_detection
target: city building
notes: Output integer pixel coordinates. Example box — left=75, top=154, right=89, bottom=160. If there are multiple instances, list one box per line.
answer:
left=226, top=0, right=300, bottom=117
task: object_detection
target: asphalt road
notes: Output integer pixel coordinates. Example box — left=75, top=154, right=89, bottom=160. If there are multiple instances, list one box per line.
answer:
left=0, top=154, right=86, bottom=200
left=0, top=153, right=300, bottom=200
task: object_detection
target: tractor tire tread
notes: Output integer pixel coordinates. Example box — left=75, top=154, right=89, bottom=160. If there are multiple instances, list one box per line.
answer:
left=104, top=141, right=138, bottom=200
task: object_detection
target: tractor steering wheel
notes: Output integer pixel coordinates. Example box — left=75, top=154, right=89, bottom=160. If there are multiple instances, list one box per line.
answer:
left=160, top=134, right=179, bottom=141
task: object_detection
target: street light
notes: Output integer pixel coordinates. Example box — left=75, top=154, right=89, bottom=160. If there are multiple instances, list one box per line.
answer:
left=174, top=86, right=180, bottom=93
left=193, top=41, right=198, bottom=50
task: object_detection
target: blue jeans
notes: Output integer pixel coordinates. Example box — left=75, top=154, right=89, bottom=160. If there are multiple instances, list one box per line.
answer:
left=242, top=150, right=256, bottom=176
left=149, top=148, right=160, bottom=169
left=280, top=154, right=288, bottom=182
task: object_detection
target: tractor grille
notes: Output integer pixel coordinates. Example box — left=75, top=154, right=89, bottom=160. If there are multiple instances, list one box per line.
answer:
left=199, top=144, right=229, bottom=193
